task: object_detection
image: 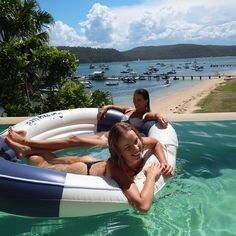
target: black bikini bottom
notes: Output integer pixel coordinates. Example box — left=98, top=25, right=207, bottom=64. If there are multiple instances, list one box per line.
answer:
left=85, top=160, right=104, bottom=175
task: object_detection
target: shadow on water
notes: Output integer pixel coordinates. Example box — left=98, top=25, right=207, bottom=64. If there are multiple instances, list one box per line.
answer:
left=174, top=120, right=236, bottom=179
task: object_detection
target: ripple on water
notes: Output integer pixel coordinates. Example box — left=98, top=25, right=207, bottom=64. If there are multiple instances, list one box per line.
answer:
left=188, top=131, right=213, bottom=139
left=144, top=168, right=236, bottom=235
left=215, top=133, right=236, bottom=139
left=209, top=122, right=228, bottom=128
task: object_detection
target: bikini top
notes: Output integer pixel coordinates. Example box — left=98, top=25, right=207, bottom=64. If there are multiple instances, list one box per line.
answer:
left=121, top=109, right=144, bottom=128
left=128, top=117, right=144, bottom=128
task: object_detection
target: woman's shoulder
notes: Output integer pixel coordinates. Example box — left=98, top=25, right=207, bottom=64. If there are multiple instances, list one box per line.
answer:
left=105, top=159, right=127, bottom=178
left=106, top=160, right=133, bottom=191
left=105, top=158, right=118, bottom=178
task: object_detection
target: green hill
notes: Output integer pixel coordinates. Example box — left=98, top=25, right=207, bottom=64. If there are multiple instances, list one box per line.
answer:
left=58, top=44, right=236, bottom=63
left=124, top=44, right=236, bottom=60
left=57, top=46, right=130, bottom=63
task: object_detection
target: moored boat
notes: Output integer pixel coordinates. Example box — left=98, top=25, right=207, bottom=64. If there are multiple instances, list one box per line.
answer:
left=79, top=80, right=93, bottom=88
left=89, top=71, right=105, bottom=80
left=105, top=81, right=119, bottom=86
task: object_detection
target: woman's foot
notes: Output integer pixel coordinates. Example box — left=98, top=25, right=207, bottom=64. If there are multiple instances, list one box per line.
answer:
left=4, top=137, right=31, bottom=159
left=7, top=128, right=27, bottom=145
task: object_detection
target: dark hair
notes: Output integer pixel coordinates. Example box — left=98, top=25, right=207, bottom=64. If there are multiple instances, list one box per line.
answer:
left=133, top=89, right=151, bottom=112
left=108, top=122, right=143, bottom=168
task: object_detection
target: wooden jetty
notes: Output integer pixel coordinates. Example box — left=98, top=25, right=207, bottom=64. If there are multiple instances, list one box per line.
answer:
left=105, top=74, right=235, bottom=81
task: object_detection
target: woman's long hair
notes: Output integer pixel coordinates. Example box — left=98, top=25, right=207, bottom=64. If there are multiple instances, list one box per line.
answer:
left=134, top=89, right=151, bottom=112
left=108, top=122, right=143, bottom=168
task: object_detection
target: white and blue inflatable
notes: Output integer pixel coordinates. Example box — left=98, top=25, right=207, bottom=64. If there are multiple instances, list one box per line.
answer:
left=0, top=108, right=178, bottom=218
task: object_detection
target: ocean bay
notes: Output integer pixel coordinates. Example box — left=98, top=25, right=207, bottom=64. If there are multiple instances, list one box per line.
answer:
left=76, top=56, right=236, bottom=105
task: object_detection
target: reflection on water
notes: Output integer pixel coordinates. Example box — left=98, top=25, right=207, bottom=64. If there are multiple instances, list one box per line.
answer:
left=0, top=120, right=236, bottom=235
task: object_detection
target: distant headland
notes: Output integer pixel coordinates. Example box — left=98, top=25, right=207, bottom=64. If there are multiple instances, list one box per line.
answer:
left=57, top=44, right=236, bottom=64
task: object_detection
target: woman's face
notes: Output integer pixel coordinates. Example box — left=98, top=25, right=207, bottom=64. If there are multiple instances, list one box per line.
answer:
left=133, top=93, right=147, bottom=112
left=117, top=130, right=143, bottom=163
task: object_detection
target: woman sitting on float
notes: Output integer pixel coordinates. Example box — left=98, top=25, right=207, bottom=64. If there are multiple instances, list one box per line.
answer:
left=97, top=88, right=168, bottom=129
left=5, top=122, right=173, bottom=213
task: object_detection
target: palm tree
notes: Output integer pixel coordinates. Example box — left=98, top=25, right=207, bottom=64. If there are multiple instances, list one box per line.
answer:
left=0, top=0, right=54, bottom=108
left=0, top=0, right=54, bottom=44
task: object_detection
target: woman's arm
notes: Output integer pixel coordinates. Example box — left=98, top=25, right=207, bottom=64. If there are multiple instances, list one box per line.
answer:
left=143, top=112, right=168, bottom=129
left=142, top=137, right=174, bottom=177
left=97, top=104, right=131, bottom=120
left=142, top=137, right=167, bottom=164
left=111, top=163, right=162, bottom=212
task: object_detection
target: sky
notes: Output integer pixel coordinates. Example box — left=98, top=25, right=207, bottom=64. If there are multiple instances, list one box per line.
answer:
left=38, top=0, right=236, bottom=51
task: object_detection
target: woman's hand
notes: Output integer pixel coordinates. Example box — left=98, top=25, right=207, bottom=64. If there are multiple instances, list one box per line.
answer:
left=142, top=112, right=168, bottom=129
left=144, top=163, right=162, bottom=180
left=97, top=106, right=109, bottom=120
left=157, top=116, right=168, bottom=129
left=160, top=163, right=174, bottom=178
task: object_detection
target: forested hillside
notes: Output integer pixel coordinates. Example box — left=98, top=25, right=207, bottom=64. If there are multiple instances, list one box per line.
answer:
left=57, top=46, right=130, bottom=63
left=58, top=44, right=236, bottom=63
left=124, top=44, right=236, bottom=60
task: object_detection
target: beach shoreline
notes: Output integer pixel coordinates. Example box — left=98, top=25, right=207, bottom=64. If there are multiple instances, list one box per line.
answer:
left=1, top=76, right=236, bottom=125
left=151, top=77, right=225, bottom=115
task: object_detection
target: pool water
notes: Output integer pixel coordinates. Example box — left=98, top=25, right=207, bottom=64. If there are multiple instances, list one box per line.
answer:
left=0, top=120, right=236, bottom=236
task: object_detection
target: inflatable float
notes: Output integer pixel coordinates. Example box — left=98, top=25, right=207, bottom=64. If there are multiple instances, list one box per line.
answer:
left=0, top=108, right=178, bottom=218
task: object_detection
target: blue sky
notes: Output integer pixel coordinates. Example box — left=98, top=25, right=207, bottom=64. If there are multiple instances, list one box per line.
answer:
left=38, top=0, right=236, bottom=51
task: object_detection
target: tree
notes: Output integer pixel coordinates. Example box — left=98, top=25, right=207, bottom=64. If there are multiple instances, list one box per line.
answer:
left=0, top=39, right=78, bottom=116
left=41, top=81, right=113, bottom=112
left=43, top=80, right=91, bottom=111
left=0, top=0, right=113, bottom=116
left=0, top=0, right=54, bottom=44
left=90, top=90, right=113, bottom=107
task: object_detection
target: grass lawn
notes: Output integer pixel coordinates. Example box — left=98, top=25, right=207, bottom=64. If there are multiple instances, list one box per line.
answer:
left=194, top=79, right=236, bottom=113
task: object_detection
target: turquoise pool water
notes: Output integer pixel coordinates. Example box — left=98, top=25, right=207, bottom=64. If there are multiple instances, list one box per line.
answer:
left=0, top=120, right=236, bottom=236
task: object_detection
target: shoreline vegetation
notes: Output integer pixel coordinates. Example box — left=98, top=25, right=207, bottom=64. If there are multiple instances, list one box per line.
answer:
left=194, top=79, right=236, bottom=113
left=58, top=44, right=236, bottom=63
left=151, top=76, right=236, bottom=116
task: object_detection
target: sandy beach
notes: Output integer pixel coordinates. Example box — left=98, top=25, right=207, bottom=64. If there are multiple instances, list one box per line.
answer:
left=151, top=77, right=225, bottom=115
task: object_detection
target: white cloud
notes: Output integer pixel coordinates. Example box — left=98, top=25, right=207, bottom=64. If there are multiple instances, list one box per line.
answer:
left=49, top=21, right=88, bottom=46
left=80, top=3, right=115, bottom=46
left=48, top=0, right=236, bottom=49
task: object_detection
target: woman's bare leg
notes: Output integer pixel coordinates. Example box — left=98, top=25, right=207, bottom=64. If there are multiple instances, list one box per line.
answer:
left=48, top=155, right=97, bottom=164
left=1, top=128, right=26, bottom=139
left=8, top=129, right=107, bottom=151
left=6, top=135, right=101, bottom=167
left=5, top=136, right=57, bottom=159
left=29, top=155, right=88, bottom=175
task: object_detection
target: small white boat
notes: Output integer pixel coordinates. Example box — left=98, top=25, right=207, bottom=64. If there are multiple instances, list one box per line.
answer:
left=105, top=81, right=119, bottom=86
left=224, top=76, right=236, bottom=80
left=89, top=71, right=105, bottom=80
left=79, top=80, right=93, bottom=88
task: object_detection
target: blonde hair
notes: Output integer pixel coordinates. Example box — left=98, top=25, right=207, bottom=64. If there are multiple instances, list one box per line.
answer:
left=108, top=122, right=143, bottom=168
